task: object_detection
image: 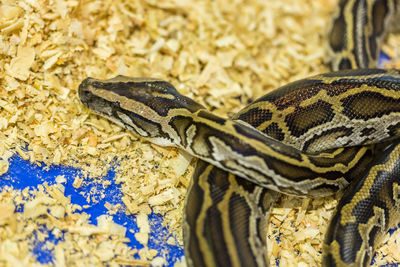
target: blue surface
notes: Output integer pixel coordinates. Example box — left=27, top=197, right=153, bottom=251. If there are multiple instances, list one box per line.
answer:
left=379, top=51, right=392, bottom=68
left=0, top=154, right=184, bottom=266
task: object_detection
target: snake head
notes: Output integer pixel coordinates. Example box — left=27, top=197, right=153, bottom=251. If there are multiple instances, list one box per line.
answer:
left=79, top=75, right=205, bottom=116
left=78, top=75, right=205, bottom=145
left=78, top=76, right=204, bottom=116
left=79, top=76, right=175, bottom=115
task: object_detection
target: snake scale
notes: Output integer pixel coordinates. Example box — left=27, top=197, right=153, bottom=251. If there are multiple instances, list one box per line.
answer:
left=79, top=0, right=400, bottom=266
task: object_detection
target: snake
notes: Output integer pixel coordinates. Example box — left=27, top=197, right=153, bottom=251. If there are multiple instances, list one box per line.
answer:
left=78, top=0, right=400, bottom=266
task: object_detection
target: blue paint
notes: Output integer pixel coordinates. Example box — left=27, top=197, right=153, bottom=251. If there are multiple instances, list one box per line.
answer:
left=31, top=226, right=62, bottom=264
left=379, top=51, right=391, bottom=68
left=0, top=154, right=184, bottom=266
left=148, top=213, right=185, bottom=263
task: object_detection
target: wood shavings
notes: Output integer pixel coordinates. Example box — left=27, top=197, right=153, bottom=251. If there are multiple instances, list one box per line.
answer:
left=72, top=176, right=83, bottom=188
left=97, top=215, right=127, bottom=237
left=55, top=175, right=67, bottom=184
left=135, top=213, right=151, bottom=246
left=0, top=202, right=15, bottom=225
left=151, top=256, right=168, bottom=266
left=23, top=196, right=56, bottom=219
left=0, top=159, right=9, bottom=176
left=6, top=45, right=35, bottom=81
left=0, top=185, right=147, bottom=266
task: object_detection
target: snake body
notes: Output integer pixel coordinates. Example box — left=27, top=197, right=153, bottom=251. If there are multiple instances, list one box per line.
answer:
left=79, top=0, right=400, bottom=266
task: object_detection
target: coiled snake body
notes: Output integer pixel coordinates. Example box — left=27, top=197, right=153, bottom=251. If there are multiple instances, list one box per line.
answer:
left=79, top=1, right=400, bottom=266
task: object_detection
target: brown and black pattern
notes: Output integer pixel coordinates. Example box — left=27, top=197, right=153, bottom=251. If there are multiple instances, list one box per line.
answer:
left=323, top=140, right=400, bottom=266
left=233, top=69, right=400, bottom=153
left=341, top=91, right=400, bottom=120
left=169, top=115, right=195, bottom=148
left=328, top=0, right=398, bottom=70
left=284, top=100, right=335, bottom=137
left=184, top=160, right=278, bottom=267
left=249, top=69, right=400, bottom=106
left=117, top=110, right=163, bottom=137
left=324, top=1, right=400, bottom=266
left=166, top=111, right=372, bottom=195
left=235, top=107, right=273, bottom=130
left=262, top=122, right=285, bottom=142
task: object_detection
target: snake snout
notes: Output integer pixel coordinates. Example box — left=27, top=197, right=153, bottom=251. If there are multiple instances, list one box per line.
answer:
left=78, top=77, right=95, bottom=107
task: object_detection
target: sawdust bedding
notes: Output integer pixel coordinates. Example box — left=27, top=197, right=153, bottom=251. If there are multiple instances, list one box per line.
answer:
left=1, top=0, right=400, bottom=266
